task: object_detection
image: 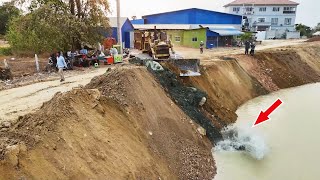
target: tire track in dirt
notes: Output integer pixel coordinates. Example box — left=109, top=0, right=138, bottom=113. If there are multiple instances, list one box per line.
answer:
left=0, top=67, right=110, bottom=122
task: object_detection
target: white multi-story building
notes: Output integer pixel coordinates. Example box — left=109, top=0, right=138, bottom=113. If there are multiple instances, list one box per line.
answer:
left=224, top=0, right=300, bottom=39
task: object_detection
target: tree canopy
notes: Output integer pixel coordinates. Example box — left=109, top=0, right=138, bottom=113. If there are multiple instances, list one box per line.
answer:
left=0, top=2, right=20, bottom=35
left=295, top=23, right=312, bottom=37
left=314, top=23, right=320, bottom=32
left=7, top=0, right=111, bottom=53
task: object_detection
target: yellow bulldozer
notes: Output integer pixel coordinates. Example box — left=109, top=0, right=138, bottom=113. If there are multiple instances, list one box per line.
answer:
left=135, top=28, right=173, bottom=59
left=134, top=27, right=200, bottom=76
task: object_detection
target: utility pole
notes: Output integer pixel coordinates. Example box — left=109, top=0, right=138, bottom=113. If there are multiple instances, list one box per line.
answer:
left=116, top=0, right=123, bottom=54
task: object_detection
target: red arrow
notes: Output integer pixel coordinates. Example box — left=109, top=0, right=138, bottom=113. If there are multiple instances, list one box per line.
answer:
left=254, top=99, right=283, bottom=126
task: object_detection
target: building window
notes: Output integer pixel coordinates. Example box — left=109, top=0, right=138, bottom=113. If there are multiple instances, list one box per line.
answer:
left=192, top=37, right=198, bottom=42
left=244, top=7, right=254, bottom=15
left=271, top=18, right=278, bottom=25
left=283, top=7, right=296, bottom=14
left=258, top=18, right=266, bottom=23
left=245, top=7, right=254, bottom=12
left=259, top=7, right=266, bottom=12
left=175, top=36, right=181, bottom=42
left=233, top=7, right=240, bottom=12
left=284, top=18, right=292, bottom=25
left=273, top=7, right=280, bottom=12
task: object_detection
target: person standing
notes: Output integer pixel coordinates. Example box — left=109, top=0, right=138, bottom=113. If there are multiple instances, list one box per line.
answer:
left=200, top=41, right=204, bottom=54
left=56, top=52, right=67, bottom=82
left=244, top=40, right=250, bottom=55
left=250, top=42, right=256, bottom=56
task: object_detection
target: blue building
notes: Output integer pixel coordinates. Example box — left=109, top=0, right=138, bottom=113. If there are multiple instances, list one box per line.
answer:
left=108, top=17, right=134, bottom=48
left=131, top=19, right=145, bottom=25
left=142, top=8, right=242, bottom=25
left=132, top=8, right=243, bottom=48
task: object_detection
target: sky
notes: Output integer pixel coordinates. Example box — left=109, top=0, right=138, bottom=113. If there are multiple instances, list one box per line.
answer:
left=0, top=0, right=319, bottom=27
left=108, top=0, right=319, bottom=27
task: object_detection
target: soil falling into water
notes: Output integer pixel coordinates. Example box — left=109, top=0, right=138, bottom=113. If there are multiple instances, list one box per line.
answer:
left=214, top=83, right=320, bottom=180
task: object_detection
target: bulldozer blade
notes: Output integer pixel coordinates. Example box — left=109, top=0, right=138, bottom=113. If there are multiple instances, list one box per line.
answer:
left=170, top=59, right=201, bottom=77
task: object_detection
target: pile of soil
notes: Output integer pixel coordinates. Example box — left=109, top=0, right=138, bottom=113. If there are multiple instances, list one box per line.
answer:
left=254, top=49, right=320, bottom=89
left=0, top=67, right=12, bottom=80
left=0, top=67, right=216, bottom=179
left=86, top=67, right=216, bottom=179
left=306, top=36, right=320, bottom=42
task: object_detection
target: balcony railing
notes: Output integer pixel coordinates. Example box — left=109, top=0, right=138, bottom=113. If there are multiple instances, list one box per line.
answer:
left=243, top=11, right=254, bottom=15
left=283, top=11, right=296, bottom=14
left=252, top=22, right=272, bottom=27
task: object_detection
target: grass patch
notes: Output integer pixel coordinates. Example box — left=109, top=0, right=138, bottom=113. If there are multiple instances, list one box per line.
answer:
left=0, top=47, right=12, bottom=56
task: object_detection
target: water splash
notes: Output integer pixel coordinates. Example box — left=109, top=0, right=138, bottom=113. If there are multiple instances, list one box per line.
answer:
left=215, top=125, right=269, bottom=160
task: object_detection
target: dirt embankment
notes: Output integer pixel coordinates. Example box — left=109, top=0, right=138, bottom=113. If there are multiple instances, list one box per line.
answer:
left=0, top=67, right=215, bottom=180
left=186, top=43, right=320, bottom=124
left=1, top=42, right=320, bottom=180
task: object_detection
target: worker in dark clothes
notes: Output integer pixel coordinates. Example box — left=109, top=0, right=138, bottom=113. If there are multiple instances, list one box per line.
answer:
left=244, top=40, right=250, bottom=55
left=250, top=42, right=256, bottom=56
left=200, top=41, right=204, bottom=54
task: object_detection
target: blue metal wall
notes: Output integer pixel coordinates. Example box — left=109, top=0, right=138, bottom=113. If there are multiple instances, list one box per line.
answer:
left=121, top=19, right=134, bottom=48
left=206, top=30, right=219, bottom=48
left=131, top=19, right=145, bottom=24
left=143, top=8, right=242, bottom=25
left=111, top=19, right=134, bottom=48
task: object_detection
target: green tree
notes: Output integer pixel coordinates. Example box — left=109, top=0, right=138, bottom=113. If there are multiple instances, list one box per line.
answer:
left=0, top=2, right=20, bottom=35
left=314, top=23, right=320, bottom=32
left=239, top=32, right=253, bottom=41
left=7, top=0, right=110, bottom=53
left=295, top=23, right=312, bottom=37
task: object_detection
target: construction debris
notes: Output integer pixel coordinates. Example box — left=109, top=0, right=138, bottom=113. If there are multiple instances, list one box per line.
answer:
left=0, top=67, right=12, bottom=81
left=197, top=127, right=207, bottom=136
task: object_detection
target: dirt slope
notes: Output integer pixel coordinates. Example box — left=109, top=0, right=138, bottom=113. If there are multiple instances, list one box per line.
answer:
left=186, top=43, right=320, bottom=124
left=184, top=60, right=268, bottom=126
left=86, top=67, right=215, bottom=179
left=0, top=67, right=215, bottom=180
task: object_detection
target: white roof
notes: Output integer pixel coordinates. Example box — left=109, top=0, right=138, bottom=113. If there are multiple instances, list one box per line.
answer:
left=203, top=25, right=244, bottom=36
left=313, top=31, right=320, bottom=36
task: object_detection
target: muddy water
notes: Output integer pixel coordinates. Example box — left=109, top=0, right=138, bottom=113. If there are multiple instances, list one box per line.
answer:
left=214, top=83, right=320, bottom=180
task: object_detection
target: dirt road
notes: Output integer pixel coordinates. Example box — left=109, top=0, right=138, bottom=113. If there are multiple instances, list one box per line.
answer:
left=0, top=67, right=110, bottom=122
left=175, top=39, right=306, bottom=60
left=0, top=39, right=309, bottom=123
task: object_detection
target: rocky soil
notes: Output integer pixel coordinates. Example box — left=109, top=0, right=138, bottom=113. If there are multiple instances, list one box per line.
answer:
left=0, top=67, right=215, bottom=180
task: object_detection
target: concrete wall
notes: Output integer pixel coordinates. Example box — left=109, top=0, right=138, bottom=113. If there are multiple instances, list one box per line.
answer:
left=266, top=29, right=293, bottom=39
left=256, top=31, right=267, bottom=41
left=183, top=29, right=207, bottom=48
left=286, top=31, right=300, bottom=39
